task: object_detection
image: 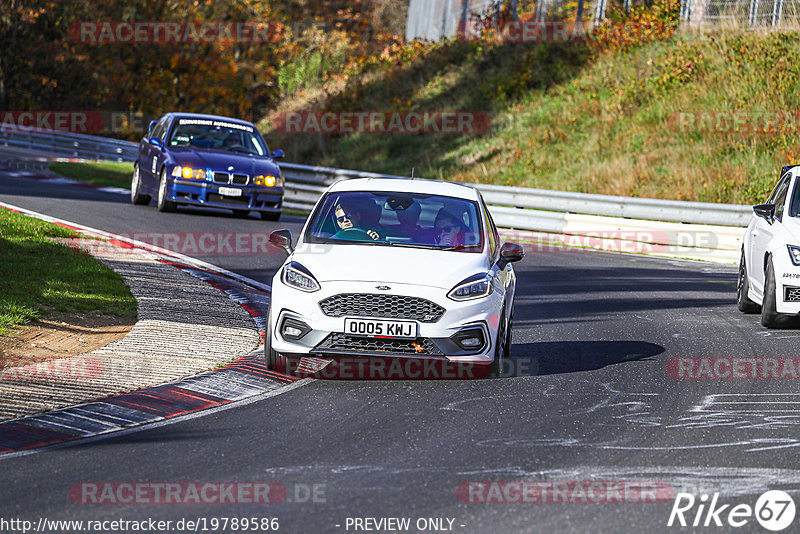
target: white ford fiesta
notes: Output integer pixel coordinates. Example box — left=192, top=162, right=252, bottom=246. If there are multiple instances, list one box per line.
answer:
left=739, top=164, right=800, bottom=327
left=265, top=177, right=524, bottom=376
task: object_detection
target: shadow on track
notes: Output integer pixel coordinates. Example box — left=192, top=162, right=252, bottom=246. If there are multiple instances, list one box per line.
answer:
left=503, top=340, right=664, bottom=377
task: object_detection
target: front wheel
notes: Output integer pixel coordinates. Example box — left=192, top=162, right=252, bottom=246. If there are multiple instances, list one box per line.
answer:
left=761, top=257, right=793, bottom=328
left=491, top=306, right=509, bottom=378
left=157, top=169, right=177, bottom=212
left=737, top=249, right=760, bottom=313
left=131, top=164, right=151, bottom=205
left=264, top=304, right=286, bottom=372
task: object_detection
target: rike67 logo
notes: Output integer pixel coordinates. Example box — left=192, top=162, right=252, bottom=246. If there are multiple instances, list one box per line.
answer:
left=668, top=491, right=796, bottom=531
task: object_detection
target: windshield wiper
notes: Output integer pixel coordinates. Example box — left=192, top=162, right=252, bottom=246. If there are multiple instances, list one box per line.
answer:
left=440, top=244, right=482, bottom=251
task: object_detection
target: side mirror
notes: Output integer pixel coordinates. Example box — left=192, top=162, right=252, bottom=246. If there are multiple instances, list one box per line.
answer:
left=497, top=242, right=524, bottom=269
left=269, top=229, right=294, bottom=256
left=271, top=149, right=285, bottom=159
left=149, top=137, right=162, bottom=148
left=148, top=120, right=158, bottom=136
left=753, top=203, right=776, bottom=224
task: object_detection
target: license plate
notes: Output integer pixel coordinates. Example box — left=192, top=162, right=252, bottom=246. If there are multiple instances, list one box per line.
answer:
left=218, top=187, right=242, bottom=197
left=344, top=318, right=418, bottom=339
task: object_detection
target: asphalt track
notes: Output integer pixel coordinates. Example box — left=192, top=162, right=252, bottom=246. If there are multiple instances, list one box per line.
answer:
left=2, top=168, right=800, bottom=533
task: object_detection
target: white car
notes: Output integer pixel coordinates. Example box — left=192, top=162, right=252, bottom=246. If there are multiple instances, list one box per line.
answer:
left=739, top=165, right=800, bottom=327
left=265, top=177, right=524, bottom=377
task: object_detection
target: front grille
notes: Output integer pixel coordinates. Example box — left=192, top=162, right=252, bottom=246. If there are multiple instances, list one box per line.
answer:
left=785, top=286, right=800, bottom=302
left=207, top=193, right=250, bottom=205
left=212, top=172, right=229, bottom=183
left=232, top=173, right=249, bottom=185
left=318, top=294, right=445, bottom=322
left=315, top=333, right=442, bottom=356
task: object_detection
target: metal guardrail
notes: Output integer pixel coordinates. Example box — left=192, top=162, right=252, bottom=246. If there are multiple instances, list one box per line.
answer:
left=0, top=128, right=754, bottom=231
left=0, top=128, right=138, bottom=162
left=277, top=162, right=753, bottom=228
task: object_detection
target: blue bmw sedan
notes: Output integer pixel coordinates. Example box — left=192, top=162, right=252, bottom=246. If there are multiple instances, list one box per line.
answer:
left=131, top=112, right=285, bottom=220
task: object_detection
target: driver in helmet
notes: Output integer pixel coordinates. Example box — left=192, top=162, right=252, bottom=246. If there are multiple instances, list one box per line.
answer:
left=334, top=197, right=382, bottom=241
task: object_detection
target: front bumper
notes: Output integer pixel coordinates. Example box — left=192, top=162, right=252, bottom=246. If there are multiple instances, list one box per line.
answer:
left=269, top=280, right=503, bottom=364
left=169, top=178, right=283, bottom=213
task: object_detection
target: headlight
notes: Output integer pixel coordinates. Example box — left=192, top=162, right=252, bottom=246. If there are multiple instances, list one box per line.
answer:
left=254, top=175, right=278, bottom=187
left=282, top=262, right=320, bottom=292
left=788, top=245, right=800, bottom=266
left=448, top=273, right=493, bottom=301
left=172, top=166, right=206, bottom=180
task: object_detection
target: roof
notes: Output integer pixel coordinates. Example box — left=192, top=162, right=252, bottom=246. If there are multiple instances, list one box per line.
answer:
left=326, top=177, right=479, bottom=200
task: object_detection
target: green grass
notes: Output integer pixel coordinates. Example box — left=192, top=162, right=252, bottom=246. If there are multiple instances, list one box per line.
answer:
left=261, top=28, right=800, bottom=205
left=49, top=161, right=134, bottom=189
left=0, top=209, right=137, bottom=335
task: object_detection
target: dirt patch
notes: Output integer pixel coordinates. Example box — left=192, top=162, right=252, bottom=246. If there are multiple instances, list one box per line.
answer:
left=0, top=312, right=135, bottom=366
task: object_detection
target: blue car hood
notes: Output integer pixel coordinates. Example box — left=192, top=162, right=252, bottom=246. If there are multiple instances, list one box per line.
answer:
left=169, top=147, right=280, bottom=176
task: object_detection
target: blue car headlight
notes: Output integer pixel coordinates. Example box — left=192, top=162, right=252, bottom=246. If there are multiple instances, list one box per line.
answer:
left=448, top=273, right=493, bottom=301
left=171, top=166, right=206, bottom=180
left=788, top=245, right=800, bottom=266
left=282, top=262, right=320, bottom=292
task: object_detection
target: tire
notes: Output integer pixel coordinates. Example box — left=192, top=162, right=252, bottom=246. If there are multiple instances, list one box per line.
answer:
left=131, top=163, right=151, bottom=205
left=737, top=249, right=760, bottom=313
left=504, top=308, right=513, bottom=358
left=157, top=168, right=177, bottom=212
left=260, top=211, right=281, bottom=222
left=761, top=257, right=793, bottom=328
left=264, top=303, right=287, bottom=372
left=491, top=306, right=509, bottom=377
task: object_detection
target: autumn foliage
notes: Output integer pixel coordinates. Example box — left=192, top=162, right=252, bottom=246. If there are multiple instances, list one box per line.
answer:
left=0, top=0, right=406, bottom=138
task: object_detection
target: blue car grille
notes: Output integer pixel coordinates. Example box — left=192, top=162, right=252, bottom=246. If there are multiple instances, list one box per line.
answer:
left=211, top=172, right=249, bottom=185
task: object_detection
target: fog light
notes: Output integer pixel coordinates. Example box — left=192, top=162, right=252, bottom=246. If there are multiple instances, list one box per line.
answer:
left=460, top=337, right=482, bottom=348
left=451, top=326, right=487, bottom=353
left=280, top=317, right=311, bottom=341
left=284, top=326, right=303, bottom=338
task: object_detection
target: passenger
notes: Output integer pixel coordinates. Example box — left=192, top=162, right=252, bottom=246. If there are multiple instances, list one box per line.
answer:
left=433, top=208, right=466, bottom=247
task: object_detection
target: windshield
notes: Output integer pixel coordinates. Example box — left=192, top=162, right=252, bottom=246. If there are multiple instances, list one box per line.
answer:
left=305, top=191, right=484, bottom=252
left=168, top=118, right=267, bottom=156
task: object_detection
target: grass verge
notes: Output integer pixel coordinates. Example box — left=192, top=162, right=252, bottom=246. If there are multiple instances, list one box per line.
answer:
left=0, top=209, right=137, bottom=335
left=49, top=161, right=134, bottom=189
